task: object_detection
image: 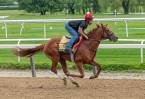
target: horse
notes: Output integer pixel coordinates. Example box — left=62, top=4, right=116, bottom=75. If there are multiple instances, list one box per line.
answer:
left=13, top=24, right=118, bottom=87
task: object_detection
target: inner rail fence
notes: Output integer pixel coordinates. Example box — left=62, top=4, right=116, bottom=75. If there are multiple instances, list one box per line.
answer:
left=0, top=38, right=145, bottom=77
left=1, top=18, right=145, bottom=38
left=0, top=38, right=145, bottom=63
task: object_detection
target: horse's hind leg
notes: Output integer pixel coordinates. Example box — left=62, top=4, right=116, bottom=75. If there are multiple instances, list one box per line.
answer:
left=50, top=60, right=58, bottom=74
left=59, top=59, right=69, bottom=86
left=59, top=58, right=70, bottom=76
left=49, top=59, right=67, bottom=85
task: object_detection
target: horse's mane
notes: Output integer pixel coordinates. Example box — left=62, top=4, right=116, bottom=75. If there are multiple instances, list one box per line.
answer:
left=87, top=27, right=98, bottom=38
left=87, top=24, right=105, bottom=39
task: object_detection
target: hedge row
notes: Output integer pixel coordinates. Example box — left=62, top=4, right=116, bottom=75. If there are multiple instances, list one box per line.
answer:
left=0, top=63, right=144, bottom=72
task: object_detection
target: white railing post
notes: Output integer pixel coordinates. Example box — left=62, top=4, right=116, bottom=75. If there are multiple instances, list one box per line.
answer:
left=20, top=23, right=24, bottom=36
left=44, top=23, right=46, bottom=38
left=3, top=22, right=8, bottom=38
left=141, top=40, right=144, bottom=63
left=124, top=20, right=129, bottom=37
left=114, top=9, right=117, bottom=25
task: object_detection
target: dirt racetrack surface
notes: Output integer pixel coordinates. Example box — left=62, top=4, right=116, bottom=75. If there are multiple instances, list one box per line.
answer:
left=0, top=77, right=145, bottom=99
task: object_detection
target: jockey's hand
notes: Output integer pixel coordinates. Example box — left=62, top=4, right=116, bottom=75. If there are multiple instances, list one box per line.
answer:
left=84, top=35, right=88, bottom=40
left=78, top=27, right=88, bottom=40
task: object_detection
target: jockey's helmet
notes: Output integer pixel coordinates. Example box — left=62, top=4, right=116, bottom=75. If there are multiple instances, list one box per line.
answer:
left=85, top=12, right=93, bottom=22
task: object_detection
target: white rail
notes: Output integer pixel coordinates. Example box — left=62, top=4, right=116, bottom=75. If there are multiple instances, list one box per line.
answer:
left=1, top=18, right=145, bottom=38
left=0, top=38, right=144, bottom=63
left=0, top=18, right=145, bottom=23
left=0, top=16, right=8, bottom=19
left=0, top=44, right=145, bottom=48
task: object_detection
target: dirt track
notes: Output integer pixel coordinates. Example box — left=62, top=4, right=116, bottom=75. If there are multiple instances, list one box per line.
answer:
left=0, top=77, right=145, bottom=99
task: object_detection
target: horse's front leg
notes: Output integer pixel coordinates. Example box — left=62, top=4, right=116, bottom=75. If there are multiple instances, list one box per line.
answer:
left=67, top=62, right=85, bottom=78
left=60, top=59, right=82, bottom=87
left=89, top=61, right=101, bottom=79
left=65, top=62, right=85, bottom=87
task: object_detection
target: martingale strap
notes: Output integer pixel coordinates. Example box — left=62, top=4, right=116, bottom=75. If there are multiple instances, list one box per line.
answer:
left=72, top=36, right=83, bottom=51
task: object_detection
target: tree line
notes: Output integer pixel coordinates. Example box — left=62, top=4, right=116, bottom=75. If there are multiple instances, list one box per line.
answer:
left=0, top=0, right=145, bottom=15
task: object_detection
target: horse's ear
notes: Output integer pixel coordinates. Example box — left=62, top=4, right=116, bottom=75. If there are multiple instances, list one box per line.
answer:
left=96, top=24, right=100, bottom=28
left=101, top=23, right=104, bottom=27
left=105, top=24, right=108, bottom=27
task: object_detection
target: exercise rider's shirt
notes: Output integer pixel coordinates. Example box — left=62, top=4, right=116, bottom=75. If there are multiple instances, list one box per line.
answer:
left=68, top=20, right=88, bottom=32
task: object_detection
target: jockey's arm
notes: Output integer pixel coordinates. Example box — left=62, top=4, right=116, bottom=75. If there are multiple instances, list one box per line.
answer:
left=78, top=27, right=88, bottom=39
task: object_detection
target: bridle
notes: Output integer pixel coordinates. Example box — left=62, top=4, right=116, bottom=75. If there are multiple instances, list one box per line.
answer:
left=85, top=25, right=114, bottom=44
left=100, top=25, right=114, bottom=40
left=86, top=25, right=105, bottom=43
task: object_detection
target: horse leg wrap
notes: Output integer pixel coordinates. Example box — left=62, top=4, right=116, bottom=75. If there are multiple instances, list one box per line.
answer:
left=56, top=72, right=64, bottom=79
left=68, top=76, right=79, bottom=87
left=92, top=66, right=97, bottom=76
left=56, top=72, right=68, bottom=86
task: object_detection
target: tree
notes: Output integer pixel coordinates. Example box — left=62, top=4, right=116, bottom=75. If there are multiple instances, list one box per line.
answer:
left=18, top=0, right=48, bottom=15
left=98, top=0, right=109, bottom=12
left=122, top=0, right=130, bottom=14
left=91, top=0, right=100, bottom=13
left=0, top=0, right=16, bottom=6
left=18, top=0, right=62, bottom=15
left=17, top=0, right=145, bottom=15
left=67, top=0, right=75, bottom=14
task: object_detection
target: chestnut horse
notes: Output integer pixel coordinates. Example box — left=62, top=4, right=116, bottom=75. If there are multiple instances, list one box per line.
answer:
left=14, top=24, right=118, bottom=87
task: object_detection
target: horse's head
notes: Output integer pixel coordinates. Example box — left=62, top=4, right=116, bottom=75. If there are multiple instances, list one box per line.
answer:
left=97, top=24, right=118, bottom=42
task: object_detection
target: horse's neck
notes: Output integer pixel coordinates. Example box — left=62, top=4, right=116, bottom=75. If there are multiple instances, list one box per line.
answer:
left=87, top=28, right=102, bottom=40
left=86, top=29, right=102, bottom=51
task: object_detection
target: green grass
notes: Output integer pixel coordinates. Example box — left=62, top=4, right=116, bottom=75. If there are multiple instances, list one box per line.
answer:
left=0, top=10, right=145, bottom=71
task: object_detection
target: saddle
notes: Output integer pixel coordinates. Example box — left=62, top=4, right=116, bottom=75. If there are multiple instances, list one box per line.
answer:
left=59, top=36, right=83, bottom=53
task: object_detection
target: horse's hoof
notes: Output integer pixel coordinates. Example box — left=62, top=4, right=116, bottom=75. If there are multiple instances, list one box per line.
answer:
left=89, top=75, right=98, bottom=79
left=72, top=81, right=80, bottom=87
left=63, top=77, right=67, bottom=86
left=89, top=76, right=95, bottom=79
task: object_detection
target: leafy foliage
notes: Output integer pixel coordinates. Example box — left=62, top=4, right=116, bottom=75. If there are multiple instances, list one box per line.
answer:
left=1, top=0, right=145, bottom=14
left=17, top=0, right=62, bottom=15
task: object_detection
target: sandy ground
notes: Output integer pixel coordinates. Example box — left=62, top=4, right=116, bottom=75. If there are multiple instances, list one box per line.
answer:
left=0, top=70, right=145, bottom=99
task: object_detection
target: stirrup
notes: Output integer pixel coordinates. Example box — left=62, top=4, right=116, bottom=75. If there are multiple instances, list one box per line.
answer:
left=64, top=48, right=72, bottom=53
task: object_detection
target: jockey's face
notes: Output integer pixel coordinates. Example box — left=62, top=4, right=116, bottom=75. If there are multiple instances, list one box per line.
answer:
left=88, top=20, right=93, bottom=25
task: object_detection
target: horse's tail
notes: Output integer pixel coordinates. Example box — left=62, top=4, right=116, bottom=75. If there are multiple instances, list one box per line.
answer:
left=13, top=44, right=45, bottom=57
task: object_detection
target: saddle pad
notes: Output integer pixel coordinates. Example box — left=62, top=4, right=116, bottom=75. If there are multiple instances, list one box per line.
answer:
left=59, top=36, right=83, bottom=52
left=59, top=36, right=70, bottom=51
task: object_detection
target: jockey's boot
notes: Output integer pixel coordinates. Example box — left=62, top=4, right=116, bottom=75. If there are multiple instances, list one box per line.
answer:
left=65, top=48, right=74, bottom=62
left=65, top=48, right=72, bottom=54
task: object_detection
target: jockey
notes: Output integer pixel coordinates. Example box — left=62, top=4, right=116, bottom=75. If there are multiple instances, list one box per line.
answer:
left=65, top=12, right=93, bottom=53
